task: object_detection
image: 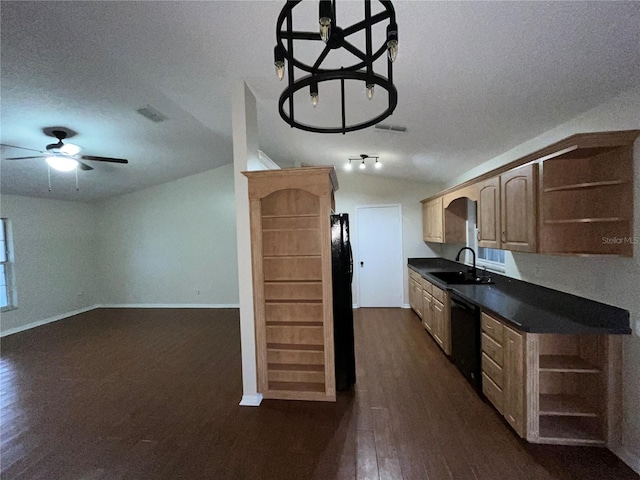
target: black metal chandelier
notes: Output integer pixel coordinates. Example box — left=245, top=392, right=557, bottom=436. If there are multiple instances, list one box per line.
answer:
left=274, top=0, right=398, bottom=134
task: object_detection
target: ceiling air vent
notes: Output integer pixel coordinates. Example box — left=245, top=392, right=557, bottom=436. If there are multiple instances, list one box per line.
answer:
left=136, top=105, right=168, bottom=123
left=374, top=123, right=407, bottom=133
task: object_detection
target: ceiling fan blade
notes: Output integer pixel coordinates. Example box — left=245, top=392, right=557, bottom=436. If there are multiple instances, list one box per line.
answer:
left=4, top=155, right=47, bottom=160
left=0, top=143, right=46, bottom=153
left=81, top=155, right=128, bottom=164
left=77, top=161, right=94, bottom=171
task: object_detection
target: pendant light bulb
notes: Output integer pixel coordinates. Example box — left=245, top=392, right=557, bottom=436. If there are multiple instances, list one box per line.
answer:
left=345, top=160, right=352, bottom=171
left=319, top=0, right=332, bottom=43
left=310, top=81, right=319, bottom=107
left=387, top=23, right=398, bottom=62
left=387, top=40, right=398, bottom=62
left=375, top=159, right=382, bottom=169
left=274, top=45, right=286, bottom=80
left=360, top=160, right=366, bottom=170
left=319, top=18, right=331, bottom=43
left=366, top=83, right=374, bottom=100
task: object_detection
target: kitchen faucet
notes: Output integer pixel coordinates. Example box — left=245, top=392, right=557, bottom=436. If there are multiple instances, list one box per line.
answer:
left=455, top=247, right=477, bottom=279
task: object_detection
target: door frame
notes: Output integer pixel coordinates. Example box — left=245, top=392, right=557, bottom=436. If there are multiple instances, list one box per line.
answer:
left=354, top=203, right=404, bottom=308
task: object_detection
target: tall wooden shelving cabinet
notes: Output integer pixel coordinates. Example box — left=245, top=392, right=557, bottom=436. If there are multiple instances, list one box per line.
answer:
left=243, top=167, right=337, bottom=402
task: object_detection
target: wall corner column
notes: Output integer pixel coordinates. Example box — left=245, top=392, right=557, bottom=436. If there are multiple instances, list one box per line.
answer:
left=232, top=81, right=261, bottom=406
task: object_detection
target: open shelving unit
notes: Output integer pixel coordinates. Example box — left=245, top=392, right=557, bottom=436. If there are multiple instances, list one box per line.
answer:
left=244, top=167, right=338, bottom=402
left=539, top=136, right=635, bottom=257
left=527, top=334, right=621, bottom=446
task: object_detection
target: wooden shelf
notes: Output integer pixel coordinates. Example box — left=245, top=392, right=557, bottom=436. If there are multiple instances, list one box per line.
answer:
left=539, top=355, right=600, bottom=373
left=538, top=417, right=604, bottom=446
left=544, top=217, right=629, bottom=224
left=539, top=394, right=598, bottom=417
left=543, top=180, right=626, bottom=193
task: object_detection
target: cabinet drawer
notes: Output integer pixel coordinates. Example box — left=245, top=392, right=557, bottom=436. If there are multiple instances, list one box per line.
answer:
left=421, top=277, right=432, bottom=294
left=481, top=312, right=504, bottom=344
left=481, top=352, right=504, bottom=389
left=482, top=372, right=504, bottom=415
left=431, top=285, right=445, bottom=303
left=409, top=269, right=421, bottom=282
left=482, top=332, right=504, bottom=366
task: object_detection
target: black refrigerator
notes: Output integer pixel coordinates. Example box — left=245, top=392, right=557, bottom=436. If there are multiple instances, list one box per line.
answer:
left=331, top=214, right=356, bottom=391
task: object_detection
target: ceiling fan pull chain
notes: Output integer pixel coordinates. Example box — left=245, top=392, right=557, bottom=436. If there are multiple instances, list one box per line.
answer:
left=75, top=168, right=79, bottom=191
left=48, top=165, right=52, bottom=192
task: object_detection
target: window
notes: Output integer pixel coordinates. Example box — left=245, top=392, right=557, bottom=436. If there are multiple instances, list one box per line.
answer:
left=1, top=219, right=16, bottom=311
left=477, top=246, right=505, bottom=272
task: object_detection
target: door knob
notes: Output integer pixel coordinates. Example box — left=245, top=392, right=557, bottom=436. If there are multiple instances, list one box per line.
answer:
left=360, top=261, right=364, bottom=267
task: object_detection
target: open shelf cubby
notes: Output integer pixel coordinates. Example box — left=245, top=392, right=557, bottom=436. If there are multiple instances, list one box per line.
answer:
left=529, top=334, right=613, bottom=446
left=539, top=144, right=633, bottom=256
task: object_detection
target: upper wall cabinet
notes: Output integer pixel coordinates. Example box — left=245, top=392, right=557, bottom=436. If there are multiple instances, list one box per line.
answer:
left=476, top=165, right=538, bottom=253
left=539, top=142, right=635, bottom=256
left=420, top=130, right=639, bottom=256
left=423, top=195, right=468, bottom=244
left=477, top=177, right=501, bottom=249
left=500, top=164, right=538, bottom=253
left=423, top=197, right=443, bottom=243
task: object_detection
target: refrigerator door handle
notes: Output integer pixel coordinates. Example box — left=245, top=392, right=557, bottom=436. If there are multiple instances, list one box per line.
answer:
left=348, top=241, right=354, bottom=284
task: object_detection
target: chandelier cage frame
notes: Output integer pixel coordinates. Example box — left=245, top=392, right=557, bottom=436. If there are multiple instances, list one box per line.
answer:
left=275, top=0, right=398, bottom=134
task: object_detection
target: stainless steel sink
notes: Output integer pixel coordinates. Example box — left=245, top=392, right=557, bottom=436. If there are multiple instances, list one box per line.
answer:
left=430, top=271, right=494, bottom=285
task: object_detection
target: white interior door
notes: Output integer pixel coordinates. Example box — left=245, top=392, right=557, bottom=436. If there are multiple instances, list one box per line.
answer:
left=357, top=205, right=403, bottom=307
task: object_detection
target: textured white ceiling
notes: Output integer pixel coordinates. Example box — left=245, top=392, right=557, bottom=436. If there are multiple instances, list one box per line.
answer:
left=2, top=1, right=640, bottom=201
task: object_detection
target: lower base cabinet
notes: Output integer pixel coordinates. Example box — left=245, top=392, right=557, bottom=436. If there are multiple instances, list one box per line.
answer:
left=481, top=311, right=622, bottom=446
left=408, top=270, right=450, bottom=356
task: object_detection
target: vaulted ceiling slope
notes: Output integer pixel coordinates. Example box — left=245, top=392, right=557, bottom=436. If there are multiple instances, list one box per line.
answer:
left=2, top=1, right=639, bottom=202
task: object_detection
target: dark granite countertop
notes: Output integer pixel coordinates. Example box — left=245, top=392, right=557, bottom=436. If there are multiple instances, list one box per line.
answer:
left=408, top=257, right=631, bottom=335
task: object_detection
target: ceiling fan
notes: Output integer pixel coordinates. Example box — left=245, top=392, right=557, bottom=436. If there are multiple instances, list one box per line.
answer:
left=1, top=128, right=129, bottom=172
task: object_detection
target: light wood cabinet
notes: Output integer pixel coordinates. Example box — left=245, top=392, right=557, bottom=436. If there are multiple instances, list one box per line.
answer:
left=477, top=177, right=501, bottom=249
left=420, top=131, right=639, bottom=257
left=539, top=143, right=634, bottom=256
left=408, top=271, right=450, bottom=355
left=422, top=197, right=443, bottom=243
left=500, top=164, right=538, bottom=252
left=481, top=311, right=622, bottom=446
left=422, top=196, right=467, bottom=244
left=244, top=167, right=337, bottom=402
left=504, top=326, right=525, bottom=437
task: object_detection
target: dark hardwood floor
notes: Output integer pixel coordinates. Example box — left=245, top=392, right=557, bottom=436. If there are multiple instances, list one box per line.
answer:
left=1, top=307, right=637, bottom=479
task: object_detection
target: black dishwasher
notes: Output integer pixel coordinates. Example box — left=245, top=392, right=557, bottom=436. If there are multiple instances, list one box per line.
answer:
left=450, top=293, right=482, bottom=392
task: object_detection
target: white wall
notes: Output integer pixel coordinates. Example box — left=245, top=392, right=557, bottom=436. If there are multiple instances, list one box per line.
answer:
left=0, top=195, right=99, bottom=334
left=96, top=164, right=239, bottom=306
left=334, top=171, right=442, bottom=307
left=443, top=84, right=640, bottom=470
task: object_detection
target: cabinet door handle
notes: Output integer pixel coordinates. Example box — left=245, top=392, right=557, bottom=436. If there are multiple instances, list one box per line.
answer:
left=501, top=231, right=506, bottom=242
left=477, top=231, right=480, bottom=242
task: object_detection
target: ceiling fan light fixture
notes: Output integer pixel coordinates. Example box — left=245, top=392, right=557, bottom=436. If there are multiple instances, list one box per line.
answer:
left=46, top=156, right=78, bottom=172
left=59, top=143, right=81, bottom=155
left=375, top=158, right=382, bottom=169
